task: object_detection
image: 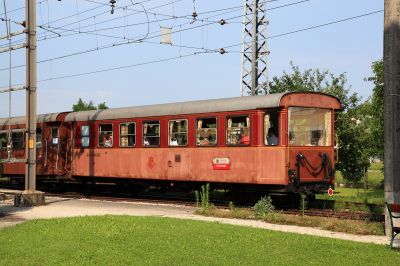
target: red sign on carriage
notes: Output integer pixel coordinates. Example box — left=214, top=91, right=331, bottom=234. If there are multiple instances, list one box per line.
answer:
left=212, top=157, right=230, bottom=170
left=327, top=187, right=334, bottom=197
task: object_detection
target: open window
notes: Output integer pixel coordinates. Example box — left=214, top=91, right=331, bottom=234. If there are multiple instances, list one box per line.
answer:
left=196, top=118, right=217, bottom=146
left=98, top=124, right=113, bottom=148
left=169, top=120, right=187, bottom=146
left=36, top=128, right=42, bottom=148
left=12, top=132, right=24, bottom=149
left=0, top=132, right=7, bottom=149
left=81, top=125, right=90, bottom=148
left=143, top=121, right=160, bottom=147
left=51, top=127, right=59, bottom=145
left=120, top=123, right=136, bottom=147
left=264, top=112, right=279, bottom=146
left=226, top=116, right=250, bottom=145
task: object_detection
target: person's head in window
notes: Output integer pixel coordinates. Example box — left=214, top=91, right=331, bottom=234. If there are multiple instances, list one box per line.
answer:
left=267, top=128, right=278, bottom=146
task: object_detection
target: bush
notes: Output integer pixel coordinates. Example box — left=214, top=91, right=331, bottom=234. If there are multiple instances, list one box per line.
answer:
left=254, top=196, right=275, bottom=218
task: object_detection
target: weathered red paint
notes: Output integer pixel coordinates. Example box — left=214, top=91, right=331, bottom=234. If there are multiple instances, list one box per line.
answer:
left=0, top=93, right=340, bottom=192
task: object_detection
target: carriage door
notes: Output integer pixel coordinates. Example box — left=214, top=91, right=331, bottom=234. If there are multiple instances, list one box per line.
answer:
left=44, top=123, right=68, bottom=175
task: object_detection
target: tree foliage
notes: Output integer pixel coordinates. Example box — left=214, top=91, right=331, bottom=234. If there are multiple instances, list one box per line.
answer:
left=365, top=59, right=384, bottom=159
left=268, top=62, right=368, bottom=183
left=72, top=98, right=109, bottom=112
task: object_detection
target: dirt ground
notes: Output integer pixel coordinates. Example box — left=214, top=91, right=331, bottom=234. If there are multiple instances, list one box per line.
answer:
left=0, top=192, right=391, bottom=246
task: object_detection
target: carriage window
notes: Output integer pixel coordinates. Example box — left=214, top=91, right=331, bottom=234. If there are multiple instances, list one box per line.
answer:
left=12, top=132, right=24, bottom=149
left=120, top=123, right=136, bottom=147
left=98, top=124, right=113, bottom=148
left=51, top=128, right=59, bottom=145
left=36, top=128, right=42, bottom=148
left=226, top=116, right=250, bottom=145
left=81, top=125, right=90, bottom=148
left=289, top=107, right=332, bottom=146
left=264, top=113, right=279, bottom=146
left=143, top=121, right=160, bottom=147
left=196, top=118, right=217, bottom=146
left=169, top=120, right=187, bottom=146
left=0, top=133, right=7, bottom=149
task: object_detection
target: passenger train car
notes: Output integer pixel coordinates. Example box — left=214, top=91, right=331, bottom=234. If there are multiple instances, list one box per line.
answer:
left=0, top=92, right=341, bottom=194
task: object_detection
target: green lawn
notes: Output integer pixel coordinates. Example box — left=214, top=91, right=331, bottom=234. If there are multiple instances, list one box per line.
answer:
left=0, top=216, right=398, bottom=265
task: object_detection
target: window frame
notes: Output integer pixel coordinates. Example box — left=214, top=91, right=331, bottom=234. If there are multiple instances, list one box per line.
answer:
left=195, top=117, right=218, bottom=147
left=142, top=120, right=161, bottom=147
left=264, top=112, right=280, bottom=146
left=81, top=125, right=90, bottom=148
left=11, top=131, right=25, bottom=149
left=36, top=128, right=42, bottom=149
left=226, top=115, right=251, bottom=146
left=288, top=107, right=332, bottom=147
left=0, top=132, right=8, bottom=150
left=119, top=122, right=136, bottom=148
left=167, top=119, right=188, bottom=147
left=98, top=123, right=114, bottom=148
left=51, top=127, right=59, bottom=145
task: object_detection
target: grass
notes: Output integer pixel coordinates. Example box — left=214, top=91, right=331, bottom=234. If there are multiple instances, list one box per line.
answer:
left=201, top=208, right=385, bottom=236
left=0, top=216, right=398, bottom=265
left=317, top=163, right=385, bottom=205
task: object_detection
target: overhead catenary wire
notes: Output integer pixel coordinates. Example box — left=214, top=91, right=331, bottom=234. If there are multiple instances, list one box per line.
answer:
left=0, top=6, right=383, bottom=73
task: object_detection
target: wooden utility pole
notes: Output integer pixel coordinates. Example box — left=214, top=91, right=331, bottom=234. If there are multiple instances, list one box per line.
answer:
left=384, top=0, right=400, bottom=244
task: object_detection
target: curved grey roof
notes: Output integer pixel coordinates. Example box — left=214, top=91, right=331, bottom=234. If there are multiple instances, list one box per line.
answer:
left=65, top=93, right=287, bottom=122
left=0, top=113, right=62, bottom=127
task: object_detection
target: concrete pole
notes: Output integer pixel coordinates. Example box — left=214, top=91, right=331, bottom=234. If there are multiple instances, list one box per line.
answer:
left=25, top=0, right=37, bottom=192
left=15, top=0, right=44, bottom=206
left=251, top=0, right=258, bottom=95
left=384, top=0, right=400, bottom=245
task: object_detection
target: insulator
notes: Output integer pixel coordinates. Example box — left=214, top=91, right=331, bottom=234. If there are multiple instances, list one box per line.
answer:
left=219, top=48, right=226, bottom=55
left=192, top=11, right=198, bottom=19
left=219, top=19, right=226, bottom=25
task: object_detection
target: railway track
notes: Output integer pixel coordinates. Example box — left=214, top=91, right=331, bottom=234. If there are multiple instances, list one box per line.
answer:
left=0, top=184, right=384, bottom=222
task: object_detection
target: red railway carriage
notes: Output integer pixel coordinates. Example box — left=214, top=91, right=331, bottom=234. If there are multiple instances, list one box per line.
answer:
left=0, top=92, right=341, bottom=194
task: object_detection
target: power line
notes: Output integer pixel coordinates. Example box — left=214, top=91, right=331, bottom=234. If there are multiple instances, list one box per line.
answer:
left=222, top=9, right=384, bottom=50
left=0, top=4, right=381, bottom=73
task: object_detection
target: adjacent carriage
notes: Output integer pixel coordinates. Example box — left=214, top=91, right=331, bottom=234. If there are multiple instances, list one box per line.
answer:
left=0, top=92, right=341, bottom=194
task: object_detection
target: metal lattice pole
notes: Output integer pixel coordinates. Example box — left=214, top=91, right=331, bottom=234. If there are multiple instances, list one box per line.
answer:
left=240, top=0, right=269, bottom=96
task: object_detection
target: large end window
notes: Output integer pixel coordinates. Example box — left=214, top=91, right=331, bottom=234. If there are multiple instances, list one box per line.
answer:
left=289, top=107, right=332, bottom=146
left=226, top=116, right=250, bottom=145
left=51, top=128, right=59, bottom=145
left=81, top=125, right=90, bottom=148
left=264, top=113, right=279, bottom=146
left=0, top=133, right=7, bottom=149
left=120, top=123, right=136, bottom=147
left=12, top=132, right=24, bottom=149
left=98, top=124, right=113, bottom=147
left=196, top=118, right=217, bottom=146
left=143, top=121, right=160, bottom=147
left=169, top=120, right=187, bottom=146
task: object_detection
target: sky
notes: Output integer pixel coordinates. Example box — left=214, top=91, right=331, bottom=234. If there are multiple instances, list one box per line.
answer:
left=0, top=0, right=384, bottom=117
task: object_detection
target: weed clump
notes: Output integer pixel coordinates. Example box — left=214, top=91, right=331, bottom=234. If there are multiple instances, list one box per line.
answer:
left=254, top=196, right=275, bottom=218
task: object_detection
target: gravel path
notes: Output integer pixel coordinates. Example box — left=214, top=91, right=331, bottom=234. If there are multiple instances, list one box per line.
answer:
left=0, top=195, right=390, bottom=246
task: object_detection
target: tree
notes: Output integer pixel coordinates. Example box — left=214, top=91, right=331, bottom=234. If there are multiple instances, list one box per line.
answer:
left=365, top=59, right=384, bottom=159
left=72, top=98, right=109, bottom=112
left=268, top=62, right=368, bottom=183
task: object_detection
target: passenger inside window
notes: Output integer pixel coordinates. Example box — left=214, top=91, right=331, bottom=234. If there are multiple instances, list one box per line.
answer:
left=143, top=121, right=160, bottom=146
left=169, top=120, right=187, bottom=146
left=265, top=113, right=279, bottom=146
left=227, top=116, right=250, bottom=145
left=99, top=124, right=113, bottom=147
left=196, top=118, right=217, bottom=146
